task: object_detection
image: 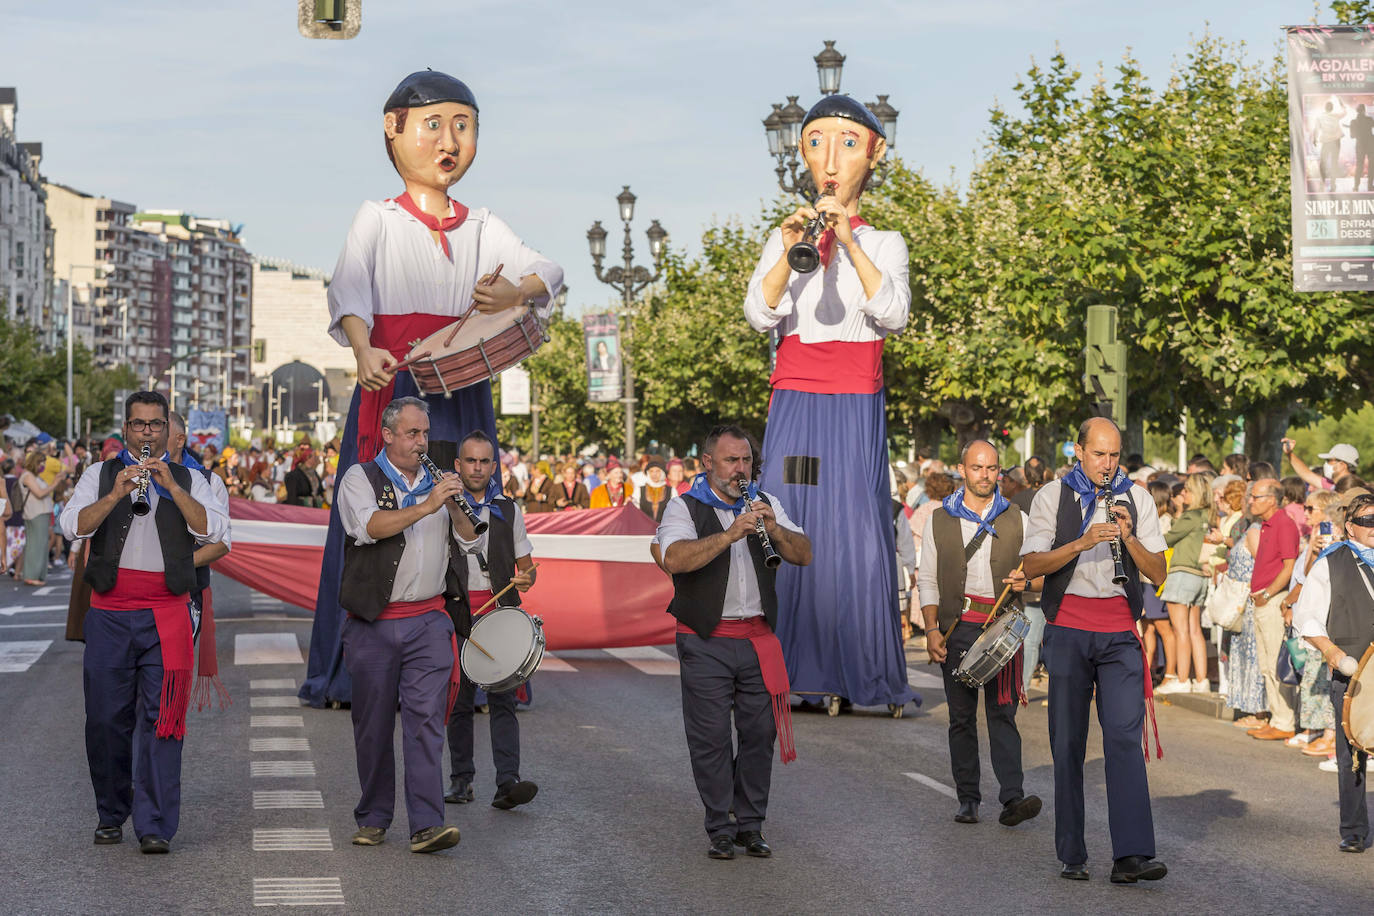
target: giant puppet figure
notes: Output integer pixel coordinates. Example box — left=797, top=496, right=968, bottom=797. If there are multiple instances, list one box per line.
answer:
left=301, top=71, right=563, bottom=707
left=743, top=96, right=913, bottom=712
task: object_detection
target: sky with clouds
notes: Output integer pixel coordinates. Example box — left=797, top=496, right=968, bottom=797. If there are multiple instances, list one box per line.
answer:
left=1, top=1, right=1327, bottom=314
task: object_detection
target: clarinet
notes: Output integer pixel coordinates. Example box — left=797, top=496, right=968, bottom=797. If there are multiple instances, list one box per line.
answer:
left=1099, top=472, right=1129, bottom=586
left=130, top=444, right=153, bottom=517
left=419, top=452, right=489, bottom=535
left=736, top=476, right=783, bottom=569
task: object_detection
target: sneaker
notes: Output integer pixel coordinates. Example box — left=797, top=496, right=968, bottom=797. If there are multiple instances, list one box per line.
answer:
left=1156, top=678, right=1190, bottom=695
left=1320, top=757, right=1340, bottom=773
left=351, top=826, right=386, bottom=846
left=1286, top=732, right=1315, bottom=748
left=1191, top=679, right=1212, bottom=693
left=1157, top=675, right=1182, bottom=692
left=409, top=825, right=460, bottom=854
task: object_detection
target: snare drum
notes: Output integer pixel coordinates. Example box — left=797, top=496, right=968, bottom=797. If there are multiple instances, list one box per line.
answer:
left=951, top=611, right=1030, bottom=688
left=406, top=305, right=547, bottom=397
left=1341, top=644, right=1374, bottom=756
left=460, top=606, right=546, bottom=692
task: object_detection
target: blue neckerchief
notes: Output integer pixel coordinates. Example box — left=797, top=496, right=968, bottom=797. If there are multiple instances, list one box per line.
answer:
left=177, top=449, right=205, bottom=472
left=1062, top=463, right=1132, bottom=536
left=1318, top=539, right=1374, bottom=569
left=462, top=476, right=506, bottom=522
left=688, top=472, right=747, bottom=515
left=374, top=450, right=433, bottom=508
left=942, top=487, right=1010, bottom=539
left=118, top=448, right=172, bottom=501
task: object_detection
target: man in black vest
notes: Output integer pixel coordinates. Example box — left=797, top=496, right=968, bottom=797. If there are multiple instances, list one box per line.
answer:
left=334, top=397, right=469, bottom=854
left=919, top=440, right=1041, bottom=828
left=444, top=429, right=539, bottom=810
left=1021, top=418, right=1167, bottom=884
left=658, top=424, right=811, bottom=860
left=1294, top=491, right=1374, bottom=852
left=59, top=391, right=228, bottom=854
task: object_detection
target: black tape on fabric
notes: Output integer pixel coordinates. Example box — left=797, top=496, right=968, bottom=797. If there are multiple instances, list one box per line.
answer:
left=782, top=455, right=821, bottom=486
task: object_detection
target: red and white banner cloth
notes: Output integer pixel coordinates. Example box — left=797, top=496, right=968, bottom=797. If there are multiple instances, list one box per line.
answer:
left=213, top=502, right=676, bottom=651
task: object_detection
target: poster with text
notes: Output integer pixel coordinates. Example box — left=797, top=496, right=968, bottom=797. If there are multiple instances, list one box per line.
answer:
left=1288, top=25, right=1374, bottom=290
left=582, top=313, right=622, bottom=404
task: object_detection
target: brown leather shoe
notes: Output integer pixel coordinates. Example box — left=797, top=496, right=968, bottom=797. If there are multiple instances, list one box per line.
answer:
left=1233, top=715, right=1268, bottom=729
left=1248, top=726, right=1296, bottom=740
left=1303, top=734, right=1337, bottom=757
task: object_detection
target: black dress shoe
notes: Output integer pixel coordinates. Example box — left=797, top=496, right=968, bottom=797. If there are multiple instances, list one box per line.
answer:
left=444, top=780, right=474, bottom=804
left=1060, top=863, right=1089, bottom=880
left=93, top=825, right=122, bottom=845
left=732, top=830, right=772, bottom=858
left=1339, top=837, right=1368, bottom=853
left=999, top=795, right=1042, bottom=827
left=707, top=834, right=735, bottom=860
left=491, top=779, right=538, bottom=810
left=1110, top=855, right=1167, bottom=883
left=953, top=800, right=979, bottom=824
left=139, top=835, right=170, bottom=854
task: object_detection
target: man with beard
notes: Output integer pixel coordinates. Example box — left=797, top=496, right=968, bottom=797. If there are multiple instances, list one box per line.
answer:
left=920, top=440, right=1041, bottom=829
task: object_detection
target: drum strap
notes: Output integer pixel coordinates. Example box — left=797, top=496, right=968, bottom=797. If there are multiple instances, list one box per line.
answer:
left=963, top=528, right=991, bottom=564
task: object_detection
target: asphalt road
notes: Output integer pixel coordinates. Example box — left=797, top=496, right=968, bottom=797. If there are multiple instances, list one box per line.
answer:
left=0, top=567, right=1370, bottom=914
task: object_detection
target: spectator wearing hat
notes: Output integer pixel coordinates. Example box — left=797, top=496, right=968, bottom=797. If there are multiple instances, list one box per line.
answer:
left=1284, top=438, right=1359, bottom=492
left=666, top=458, right=686, bottom=496
left=589, top=464, right=633, bottom=509
left=637, top=457, right=675, bottom=523
left=554, top=462, right=590, bottom=511
left=524, top=460, right=556, bottom=514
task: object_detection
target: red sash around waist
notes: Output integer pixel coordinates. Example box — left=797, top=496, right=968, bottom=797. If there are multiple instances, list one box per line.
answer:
left=961, top=593, right=994, bottom=624
left=377, top=595, right=445, bottom=620
left=677, top=618, right=796, bottom=764
left=357, top=313, right=458, bottom=463
left=770, top=336, right=884, bottom=395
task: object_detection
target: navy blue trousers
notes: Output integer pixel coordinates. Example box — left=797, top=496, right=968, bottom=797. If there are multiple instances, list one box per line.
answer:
left=447, top=668, right=521, bottom=789
left=342, top=613, right=453, bottom=833
left=1331, top=674, right=1370, bottom=845
left=83, top=607, right=184, bottom=840
left=1042, top=625, right=1155, bottom=865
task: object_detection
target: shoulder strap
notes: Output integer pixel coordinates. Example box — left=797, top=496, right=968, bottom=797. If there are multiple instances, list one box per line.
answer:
left=963, top=525, right=991, bottom=563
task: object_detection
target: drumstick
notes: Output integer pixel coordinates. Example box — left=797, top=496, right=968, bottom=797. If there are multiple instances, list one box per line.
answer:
left=388, top=349, right=432, bottom=375
left=474, top=562, right=541, bottom=616
left=981, top=561, right=1027, bottom=631
left=466, top=636, right=495, bottom=660
left=443, top=263, right=505, bottom=348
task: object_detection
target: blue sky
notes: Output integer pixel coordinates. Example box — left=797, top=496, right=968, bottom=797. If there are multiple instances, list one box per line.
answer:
left=1, top=1, right=1327, bottom=316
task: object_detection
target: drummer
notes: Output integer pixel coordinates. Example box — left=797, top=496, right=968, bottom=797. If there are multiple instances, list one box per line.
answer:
left=444, top=429, right=539, bottom=810
left=919, top=440, right=1041, bottom=829
left=1293, top=491, right=1374, bottom=853
left=300, top=69, right=564, bottom=709
left=1021, top=418, right=1168, bottom=883
left=334, top=397, right=468, bottom=853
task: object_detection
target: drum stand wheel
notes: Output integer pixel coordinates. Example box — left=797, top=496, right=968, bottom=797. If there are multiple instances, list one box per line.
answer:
left=888, top=703, right=905, bottom=719
left=827, top=695, right=842, bottom=717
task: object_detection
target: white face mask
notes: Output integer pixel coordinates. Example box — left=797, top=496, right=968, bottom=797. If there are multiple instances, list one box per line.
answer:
left=1322, top=461, right=1335, bottom=480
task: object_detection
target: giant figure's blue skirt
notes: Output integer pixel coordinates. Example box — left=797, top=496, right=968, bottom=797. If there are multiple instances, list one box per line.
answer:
left=761, top=388, right=915, bottom=708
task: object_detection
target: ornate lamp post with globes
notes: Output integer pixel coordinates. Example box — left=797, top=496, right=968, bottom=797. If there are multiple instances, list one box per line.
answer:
left=587, top=186, right=667, bottom=460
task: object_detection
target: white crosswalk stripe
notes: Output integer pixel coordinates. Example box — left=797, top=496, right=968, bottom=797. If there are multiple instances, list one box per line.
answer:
left=252, top=877, right=344, bottom=906
left=903, top=771, right=958, bottom=799
left=0, top=640, right=52, bottom=673
left=250, top=678, right=298, bottom=690
left=253, top=828, right=333, bottom=851
left=907, top=666, right=944, bottom=689
left=538, top=652, right=578, bottom=672
left=250, top=715, right=304, bottom=728
left=252, top=760, right=317, bottom=777
left=604, top=646, right=679, bottom=676
left=253, top=790, right=325, bottom=810
left=250, top=696, right=301, bottom=708
left=251, top=737, right=310, bottom=752
left=235, top=633, right=303, bottom=665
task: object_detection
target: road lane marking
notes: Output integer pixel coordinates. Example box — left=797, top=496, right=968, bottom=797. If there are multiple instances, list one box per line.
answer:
left=251, top=716, right=305, bottom=728
left=253, top=790, right=325, bottom=809
left=252, top=877, right=344, bottom=906
left=0, top=640, right=52, bottom=673
left=32, top=585, right=57, bottom=596
left=253, top=828, right=333, bottom=851
left=0, top=604, right=67, bottom=617
left=235, top=633, right=303, bottom=665
left=538, top=653, right=578, bottom=673
left=251, top=737, right=310, bottom=752
left=903, top=772, right=958, bottom=799
left=605, top=646, right=679, bottom=676
left=0, top=624, right=64, bottom=629
left=252, top=760, right=317, bottom=777
left=907, top=667, right=944, bottom=689
left=250, top=696, right=301, bottom=708
left=251, top=678, right=298, bottom=690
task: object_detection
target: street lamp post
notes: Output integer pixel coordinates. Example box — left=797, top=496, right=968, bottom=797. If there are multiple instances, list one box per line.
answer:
left=760, top=40, right=900, bottom=197
left=587, top=186, right=667, bottom=460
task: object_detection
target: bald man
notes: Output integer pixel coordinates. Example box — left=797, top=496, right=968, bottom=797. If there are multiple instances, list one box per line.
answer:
left=1022, top=418, right=1167, bottom=884
left=919, top=440, right=1041, bottom=829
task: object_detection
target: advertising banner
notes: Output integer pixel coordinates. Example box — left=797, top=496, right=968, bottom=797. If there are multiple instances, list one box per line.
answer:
left=582, top=313, right=622, bottom=404
left=500, top=366, right=531, bottom=415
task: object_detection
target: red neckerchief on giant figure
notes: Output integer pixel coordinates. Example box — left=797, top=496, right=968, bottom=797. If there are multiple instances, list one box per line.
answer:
left=816, top=216, right=871, bottom=270
left=393, top=191, right=469, bottom=258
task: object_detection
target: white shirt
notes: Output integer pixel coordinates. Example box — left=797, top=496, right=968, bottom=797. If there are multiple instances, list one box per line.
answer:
left=327, top=200, right=564, bottom=345
left=657, top=492, right=804, bottom=619
left=917, top=499, right=1027, bottom=609
left=454, top=500, right=533, bottom=591
left=60, top=459, right=229, bottom=573
left=335, top=462, right=460, bottom=603
left=1292, top=551, right=1374, bottom=640
left=742, top=226, right=910, bottom=343
left=1020, top=478, right=1166, bottom=599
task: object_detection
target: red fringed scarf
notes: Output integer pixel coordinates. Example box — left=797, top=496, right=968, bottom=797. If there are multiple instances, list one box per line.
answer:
left=679, top=618, right=797, bottom=764
left=94, top=570, right=195, bottom=740
left=816, top=216, right=872, bottom=270
left=191, top=586, right=231, bottom=713
left=994, top=645, right=1028, bottom=708
left=1136, top=632, right=1164, bottom=761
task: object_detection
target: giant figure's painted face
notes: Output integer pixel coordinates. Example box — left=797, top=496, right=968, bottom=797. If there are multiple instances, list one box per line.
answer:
left=800, top=116, right=887, bottom=204
left=384, top=102, right=478, bottom=192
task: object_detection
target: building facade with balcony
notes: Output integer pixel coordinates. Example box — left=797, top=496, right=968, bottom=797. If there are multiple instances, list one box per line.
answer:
left=0, top=88, right=53, bottom=337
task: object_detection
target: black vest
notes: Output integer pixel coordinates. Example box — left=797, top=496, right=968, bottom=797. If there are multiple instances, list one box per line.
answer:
left=455, top=496, right=522, bottom=608
left=1326, top=547, right=1374, bottom=659
left=1039, top=483, right=1144, bottom=622
left=84, top=458, right=198, bottom=596
left=667, top=493, right=778, bottom=637
left=339, top=461, right=472, bottom=636
left=931, top=503, right=1024, bottom=632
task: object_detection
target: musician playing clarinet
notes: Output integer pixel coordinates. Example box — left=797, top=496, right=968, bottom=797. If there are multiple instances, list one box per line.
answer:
left=1021, top=418, right=1167, bottom=883
left=301, top=69, right=563, bottom=709
left=335, top=397, right=472, bottom=853
left=743, top=95, right=912, bottom=713
left=919, top=440, right=1040, bottom=829
left=444, top=429, right=539, bottom=811
left=658, top=425, right=811, bottom=860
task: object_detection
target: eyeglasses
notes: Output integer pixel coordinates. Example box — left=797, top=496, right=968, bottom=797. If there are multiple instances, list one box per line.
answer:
left=1304, top=504, right=1318, bottom=511
left=126, top=419, right=167, bottom=432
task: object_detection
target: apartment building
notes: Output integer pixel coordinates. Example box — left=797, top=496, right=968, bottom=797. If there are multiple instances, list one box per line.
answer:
left=0, top=88, right=52, bottom=337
